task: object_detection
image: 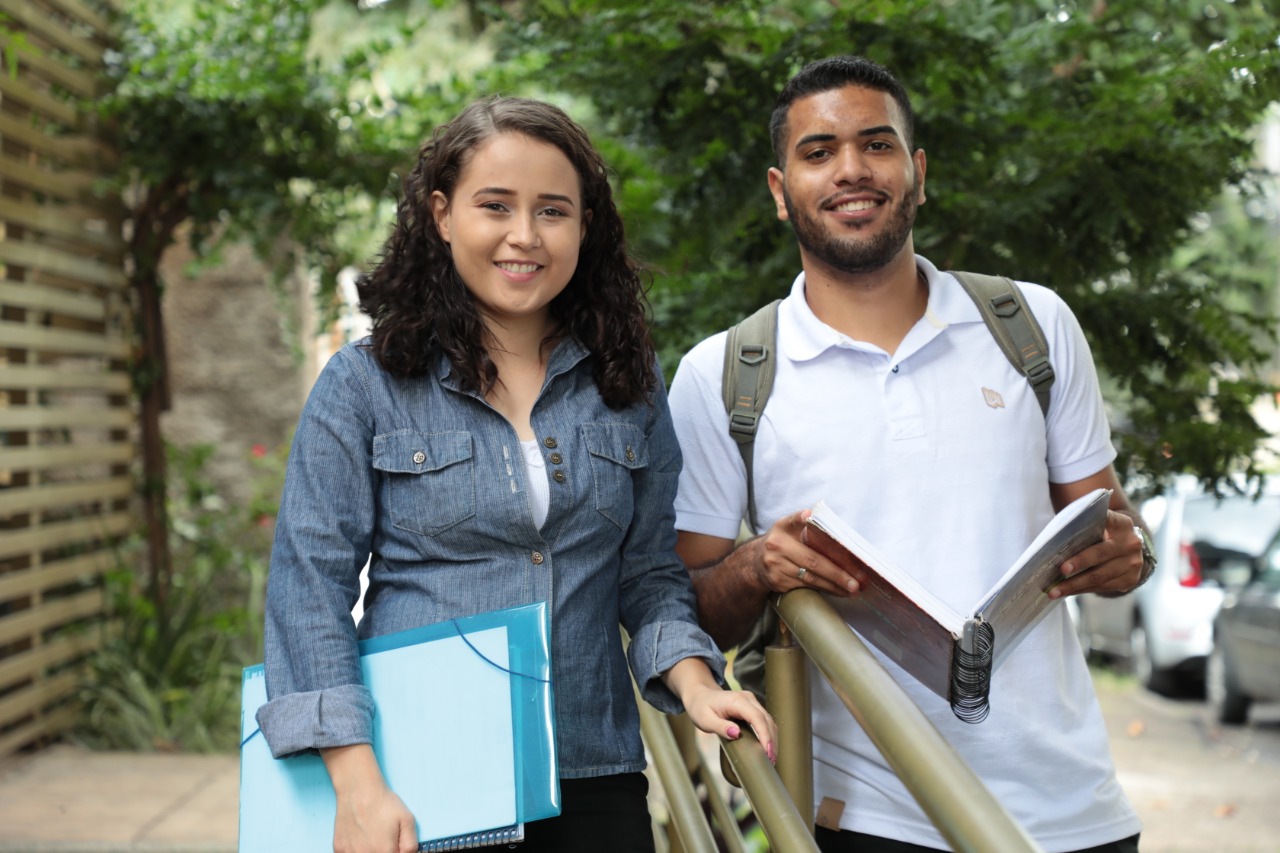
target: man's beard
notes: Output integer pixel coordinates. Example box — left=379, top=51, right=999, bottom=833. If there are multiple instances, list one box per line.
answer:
left=783, top=172, right=920, bottom=275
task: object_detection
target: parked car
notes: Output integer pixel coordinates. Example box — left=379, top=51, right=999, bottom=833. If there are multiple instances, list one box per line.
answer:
left=1073, top=480, right=1280, bottom=694
left=1209, top=531, right=1280, bottom=724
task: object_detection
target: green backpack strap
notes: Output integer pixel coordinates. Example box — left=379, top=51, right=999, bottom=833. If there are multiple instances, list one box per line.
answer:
left=950, top=271, right=1054, bottom=419
left=721, top=299, right=781, bottom=532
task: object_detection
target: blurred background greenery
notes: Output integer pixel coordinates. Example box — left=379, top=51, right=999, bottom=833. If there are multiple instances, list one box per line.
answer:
left=67, top=0, right=1280, bottom=753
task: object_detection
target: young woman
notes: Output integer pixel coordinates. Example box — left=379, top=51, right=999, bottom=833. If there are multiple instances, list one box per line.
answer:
left=257, top=96, right=776, bottom=853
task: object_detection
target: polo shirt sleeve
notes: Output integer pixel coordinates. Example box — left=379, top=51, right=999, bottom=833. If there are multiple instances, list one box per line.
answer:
left=1030, top=286, right=1118, bottom=484
left=668, top=333, right=752, bottom=540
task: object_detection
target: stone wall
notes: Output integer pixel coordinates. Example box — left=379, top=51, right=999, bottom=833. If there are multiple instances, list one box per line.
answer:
left=159, top=239, right=314, bottom=507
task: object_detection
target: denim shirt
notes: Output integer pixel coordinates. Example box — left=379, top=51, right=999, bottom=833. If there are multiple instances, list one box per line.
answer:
left=258, top=337, right=725, bottom=779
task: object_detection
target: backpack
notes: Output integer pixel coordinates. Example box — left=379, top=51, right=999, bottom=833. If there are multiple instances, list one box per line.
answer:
left=721, top=271, right=1054, bottom=701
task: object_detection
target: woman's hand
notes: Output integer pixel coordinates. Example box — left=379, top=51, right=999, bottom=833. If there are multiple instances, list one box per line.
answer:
left=321, top=744, right=419, bottom=853
left=663, top=658, right=778, bottom=763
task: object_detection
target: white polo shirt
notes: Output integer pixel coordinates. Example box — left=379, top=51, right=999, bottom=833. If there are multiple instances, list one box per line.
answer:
left=669, top=256, right=1141, bottom=851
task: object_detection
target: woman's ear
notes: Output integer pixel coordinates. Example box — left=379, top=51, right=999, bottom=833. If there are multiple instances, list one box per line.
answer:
left=430, top=190, right=451, bottom=243
left=580, top=209, right=591, bottom=244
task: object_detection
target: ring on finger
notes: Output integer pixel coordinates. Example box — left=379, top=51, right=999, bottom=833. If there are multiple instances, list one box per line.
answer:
left=796, top=567, right=808, bottom=582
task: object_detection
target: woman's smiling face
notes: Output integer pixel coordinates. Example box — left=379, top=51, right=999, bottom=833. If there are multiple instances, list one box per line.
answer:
left=431, top=132, right=586, bottom=333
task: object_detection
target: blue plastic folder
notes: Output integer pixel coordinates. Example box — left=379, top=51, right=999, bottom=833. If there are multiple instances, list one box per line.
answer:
left=238, top=602, right=559, bottom=852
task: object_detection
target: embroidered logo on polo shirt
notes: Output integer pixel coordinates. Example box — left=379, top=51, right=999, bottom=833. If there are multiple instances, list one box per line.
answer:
left=982, top=387, right=1005, bottom=409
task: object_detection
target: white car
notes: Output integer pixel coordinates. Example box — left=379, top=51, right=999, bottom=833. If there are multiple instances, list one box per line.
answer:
left=1073, top=479, right=1280, bottom=694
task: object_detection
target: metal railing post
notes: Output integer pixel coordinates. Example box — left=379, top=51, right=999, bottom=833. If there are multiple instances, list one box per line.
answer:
left=775, top=590, right=1044, bottom=853
left=765, top=618, right=813, bottom=832
left=669, top=714, right=748, bottom=853
left=635, top=687, right=719, bottom=853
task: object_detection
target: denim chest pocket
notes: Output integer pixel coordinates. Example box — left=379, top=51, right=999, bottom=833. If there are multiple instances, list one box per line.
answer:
left=582, top=423, right=646, bottom=530
left=372, top=430, right=476, bottom=536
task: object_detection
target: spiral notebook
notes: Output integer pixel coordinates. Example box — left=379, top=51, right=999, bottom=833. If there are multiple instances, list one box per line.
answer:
left=238, top=602, right=558, bottom=852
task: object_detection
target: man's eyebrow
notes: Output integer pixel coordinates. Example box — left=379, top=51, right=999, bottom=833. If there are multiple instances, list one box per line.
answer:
left=794, top=133, right=836, bottom=150
left=858, top=125, right=901, bottom=139
left=794, top=126, right=902, bottom=150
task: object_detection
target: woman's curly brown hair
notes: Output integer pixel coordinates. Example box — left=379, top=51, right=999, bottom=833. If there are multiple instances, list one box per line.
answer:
left=357, top=96, right=657, bottom=409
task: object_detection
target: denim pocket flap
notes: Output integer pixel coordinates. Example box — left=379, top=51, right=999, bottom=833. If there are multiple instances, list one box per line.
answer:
left=372, top=430, right=473, bottom=474
left=582, top=423, right=647, bottom=469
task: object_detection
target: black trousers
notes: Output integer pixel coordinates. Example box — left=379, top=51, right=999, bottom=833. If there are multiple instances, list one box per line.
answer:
left=516, top=772, right=655, bottom=853
left=815, top=827, right=1141, bottom=853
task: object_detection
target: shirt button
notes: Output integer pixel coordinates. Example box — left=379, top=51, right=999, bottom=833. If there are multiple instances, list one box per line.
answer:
left=531, top=551, right=545, bottom=565
left=412, top=451, right=426, bottom=464
left=625, top=447, right=635, bottom=462
left=543, top=437, right=558, bottom=449
left=549, top=452, right=562, bottom=464
left=552, top=470, right=566, bottom=483
left=891, top=365, right=900, bottom=374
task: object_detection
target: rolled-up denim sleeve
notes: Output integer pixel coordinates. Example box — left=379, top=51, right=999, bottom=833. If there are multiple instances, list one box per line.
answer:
left=258, top=347, right=378, bottom=757
left=621, top=376, right=727, bottom=715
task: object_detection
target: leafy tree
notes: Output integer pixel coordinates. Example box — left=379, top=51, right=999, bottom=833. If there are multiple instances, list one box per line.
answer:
left=101, top=0, right=466, bottom=600
left=482, top=0, right=1280, bottom=495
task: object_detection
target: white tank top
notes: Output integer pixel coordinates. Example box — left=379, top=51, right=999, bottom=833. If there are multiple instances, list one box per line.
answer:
left=520, top=438, right=550, bottom=529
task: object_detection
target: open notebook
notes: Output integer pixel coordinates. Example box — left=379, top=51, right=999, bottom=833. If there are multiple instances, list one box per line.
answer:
left=239, top=602, right=557, bottom=851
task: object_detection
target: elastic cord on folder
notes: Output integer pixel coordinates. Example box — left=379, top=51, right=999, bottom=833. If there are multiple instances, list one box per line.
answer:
left=451, top=619, right=550, bottom=684
left=241, top=618, right=551, bottom=750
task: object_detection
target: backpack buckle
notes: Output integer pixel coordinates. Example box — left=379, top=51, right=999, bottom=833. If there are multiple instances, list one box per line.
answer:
left=990, top=293, right=1020, bottom=318
left=728, top=409, right=759, bottom=439
left=1025, top=355, right=1054, bottom=386
left=737, top=344, right=769, bottom=366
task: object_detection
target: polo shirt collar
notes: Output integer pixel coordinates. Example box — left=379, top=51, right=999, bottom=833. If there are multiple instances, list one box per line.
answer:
left=779, top=254, right=988, bottom=363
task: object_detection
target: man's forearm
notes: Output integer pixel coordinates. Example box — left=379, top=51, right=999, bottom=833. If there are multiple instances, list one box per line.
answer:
left=688, top=537, right=772, bottom=650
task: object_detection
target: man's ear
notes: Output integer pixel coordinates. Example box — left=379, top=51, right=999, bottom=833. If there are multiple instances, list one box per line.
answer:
left=767, top=167, right=789, bottom=222
left=430, top=190, right=451, bottom=243
left=913, top=149, right=927, bottom=205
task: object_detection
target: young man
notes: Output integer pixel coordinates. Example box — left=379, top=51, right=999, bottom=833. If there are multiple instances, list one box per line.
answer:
left=668, top=56, right=1148, bottom=852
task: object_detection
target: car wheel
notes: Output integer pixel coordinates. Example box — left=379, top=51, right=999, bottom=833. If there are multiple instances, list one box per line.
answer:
left=1130, top=620, right=1175, bottom=694
left=1207, top=641, right=1250, bottom=725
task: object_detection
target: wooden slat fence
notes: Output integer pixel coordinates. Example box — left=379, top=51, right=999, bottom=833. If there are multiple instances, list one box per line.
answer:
left=0, top=0, right=130, bottom=758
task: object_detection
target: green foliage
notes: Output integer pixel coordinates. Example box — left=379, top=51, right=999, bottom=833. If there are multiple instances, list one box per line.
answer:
left=101, top=0, right=430, bottom=306
left=482, top=0, right=1280, bottom=494
left=74, top=443, right=284, bottom=753
left=0, top=13, right=39, bottom=79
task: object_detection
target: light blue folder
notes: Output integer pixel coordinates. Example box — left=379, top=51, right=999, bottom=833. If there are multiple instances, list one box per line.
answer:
left=239, top=602, right=559, bottom=852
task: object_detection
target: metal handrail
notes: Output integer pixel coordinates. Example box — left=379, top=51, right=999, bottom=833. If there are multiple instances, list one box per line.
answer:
left=637, top=681, right=815, bottom=852
left=774, top=589, right=1044, bottom=853
left=720, top=730, right=820, bottom=853
left=639, top=589, right=1045, bottom=852
left=635, top=688, right=719, bottom=853
left=667, top=714, right=748, bottom=853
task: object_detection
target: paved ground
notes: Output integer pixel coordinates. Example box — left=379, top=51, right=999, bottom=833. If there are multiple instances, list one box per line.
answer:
left=0, top=671, right=1277, bottom=852
left=1092, top=669, right=1280, bottom=853
left=0, top=745, right=238, bottom=853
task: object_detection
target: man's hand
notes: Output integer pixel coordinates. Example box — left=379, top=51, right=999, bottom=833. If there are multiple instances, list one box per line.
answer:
left=1050, top=510, right=1147, bottom=599
left=757, top=509, right=861, bottom=597
left=677, top=509, right=862, bottom=649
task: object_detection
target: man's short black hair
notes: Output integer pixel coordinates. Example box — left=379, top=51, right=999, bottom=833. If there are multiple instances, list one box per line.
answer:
left=770, top=55, right=916, bottom=165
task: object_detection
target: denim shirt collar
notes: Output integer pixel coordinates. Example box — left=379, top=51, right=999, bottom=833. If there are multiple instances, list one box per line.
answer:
left=434, top=336, right=591, bottom=396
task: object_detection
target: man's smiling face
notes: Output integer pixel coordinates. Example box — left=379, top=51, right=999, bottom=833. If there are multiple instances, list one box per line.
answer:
left=768, top=84, right=927, bottom=277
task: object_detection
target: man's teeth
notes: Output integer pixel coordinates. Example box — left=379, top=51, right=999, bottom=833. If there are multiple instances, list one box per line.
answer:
left=833, top=200, right=879, bottom=212
left=497, top=262, right=540, bottom=273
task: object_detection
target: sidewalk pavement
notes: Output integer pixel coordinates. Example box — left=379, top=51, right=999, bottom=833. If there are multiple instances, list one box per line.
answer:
left=0, top=743, right=238, bottom=853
